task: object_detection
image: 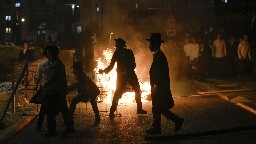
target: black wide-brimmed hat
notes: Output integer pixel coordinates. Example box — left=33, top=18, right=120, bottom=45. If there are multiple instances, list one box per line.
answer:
left=146, top=33, right=165, bottom=43
left=114, top=38, right=127, bottom=47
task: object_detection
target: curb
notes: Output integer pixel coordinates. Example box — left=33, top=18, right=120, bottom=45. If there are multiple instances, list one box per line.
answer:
left=0, top=114, right=38, bottom=144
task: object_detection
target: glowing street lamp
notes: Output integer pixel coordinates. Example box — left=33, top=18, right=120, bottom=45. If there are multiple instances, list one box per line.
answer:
left=110, top=32, right=114, bottom=45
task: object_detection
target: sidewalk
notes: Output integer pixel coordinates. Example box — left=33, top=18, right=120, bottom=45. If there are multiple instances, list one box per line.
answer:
left=191, top=77, right=256, bottom=115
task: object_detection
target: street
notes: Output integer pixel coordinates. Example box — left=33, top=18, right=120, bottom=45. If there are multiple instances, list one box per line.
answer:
left=6, top=80, right=256, bottom=144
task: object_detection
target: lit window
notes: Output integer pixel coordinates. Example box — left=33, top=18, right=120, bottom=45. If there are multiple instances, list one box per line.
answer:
left=135, top=3, right=138, bottom=9
left=96, top=6, right=100, bottom=12
left=76, top=26, right=82, bottom=33
left=5, top=16, right=11, bottom=21
left=6, top=28, right=11, bottom=33
left=221, top=0, right=228, bottom=3
left=15, top=3, right=21, bottom=7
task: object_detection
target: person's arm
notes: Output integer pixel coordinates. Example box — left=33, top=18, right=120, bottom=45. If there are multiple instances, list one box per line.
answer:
left=34, top=63, right=43, bottom=90
left=99, top=51, right=117, bottom=74
left=223, top=41, right=227, bottom=57
left=68, top=82, right=78, bottom=92
left=237, top=43, right=242, bottom=60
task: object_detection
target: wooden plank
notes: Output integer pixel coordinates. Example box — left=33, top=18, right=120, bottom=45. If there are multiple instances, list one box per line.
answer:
left=198, top=89, right=252, bottom=95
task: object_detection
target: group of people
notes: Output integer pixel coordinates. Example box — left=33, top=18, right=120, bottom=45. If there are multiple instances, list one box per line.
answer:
left=32, top=33, right=184, bottom=136
left=181, top=32, right=253, bottom=81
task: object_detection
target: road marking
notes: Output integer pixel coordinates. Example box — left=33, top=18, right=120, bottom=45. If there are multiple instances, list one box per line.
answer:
left=236, top=103, right=256, bottom=115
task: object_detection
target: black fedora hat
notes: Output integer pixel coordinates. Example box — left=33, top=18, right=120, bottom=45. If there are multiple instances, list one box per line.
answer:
left=146, top=33, right=165, bottom=43
left=114, top=38, right=127, bottom=47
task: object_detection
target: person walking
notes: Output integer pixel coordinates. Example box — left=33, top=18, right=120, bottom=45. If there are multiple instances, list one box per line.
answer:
left=145, top=33, right=184, bottom=134
left=99, top=38, right=147, bottom=118
left=42, top=46, right=74, bottom=136
left=68, top=61, right=101, bottom=125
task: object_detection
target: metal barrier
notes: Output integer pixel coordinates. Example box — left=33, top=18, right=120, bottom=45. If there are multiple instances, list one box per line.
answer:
left=0, top=59, right=42, bottom=123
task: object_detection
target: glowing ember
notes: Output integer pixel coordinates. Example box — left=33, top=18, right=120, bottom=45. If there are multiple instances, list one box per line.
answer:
left=94, top=48, right=151, bottom=104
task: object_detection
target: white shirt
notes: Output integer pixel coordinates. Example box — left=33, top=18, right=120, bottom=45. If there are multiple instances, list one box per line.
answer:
left=238, top=40, right=251, bottom=60
left=184, top=43, right=199, bottom=60
left=213, top=39, right=226, bottom=58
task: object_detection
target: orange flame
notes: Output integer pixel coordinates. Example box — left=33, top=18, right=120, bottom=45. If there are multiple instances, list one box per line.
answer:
left=94, top=48, right=151, bottom=104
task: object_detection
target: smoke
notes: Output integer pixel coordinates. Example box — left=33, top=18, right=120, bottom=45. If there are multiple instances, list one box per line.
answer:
left=94, top=3, right=185, bottom=81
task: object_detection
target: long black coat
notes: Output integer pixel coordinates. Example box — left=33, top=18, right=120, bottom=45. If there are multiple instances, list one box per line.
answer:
left=42, top=58, right=68, bottom=108
left=68, top=72, right=100, bottom=101
left=150, top=50, right=174, bottom=109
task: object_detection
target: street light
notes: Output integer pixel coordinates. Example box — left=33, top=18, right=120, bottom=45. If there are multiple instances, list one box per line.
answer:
left=21, top=18, right=25, bottom=22
left=110, top=32, right=114, bottom=45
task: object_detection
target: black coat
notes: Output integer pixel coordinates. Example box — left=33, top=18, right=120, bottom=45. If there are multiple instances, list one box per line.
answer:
left=42, top=58, right=68, bottom=108
left=18, top=49, right=34, bottom=62
left=150, top=50, right=174, bottom=109
left=68, top=72, right=100, bottom=100
left=198, top=46, right=212, bottom=72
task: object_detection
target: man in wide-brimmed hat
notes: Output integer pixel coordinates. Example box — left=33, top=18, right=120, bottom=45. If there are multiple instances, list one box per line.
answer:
left=146, top=33, right=184, bottom=134
left=68, top=61, right=101, bottom=125
left=99, top=37, right=147, bottom=118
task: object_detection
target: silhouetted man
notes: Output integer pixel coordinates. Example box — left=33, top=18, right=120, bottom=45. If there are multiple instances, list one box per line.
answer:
left=99, top=38, right=147, bottom=118
left=42, top=46, right=74, bottom=136
left=145, top=33, right=184, bottom=134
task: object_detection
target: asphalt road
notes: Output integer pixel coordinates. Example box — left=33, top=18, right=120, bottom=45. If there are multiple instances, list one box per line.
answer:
left=6, top=80, right=256, bottom=144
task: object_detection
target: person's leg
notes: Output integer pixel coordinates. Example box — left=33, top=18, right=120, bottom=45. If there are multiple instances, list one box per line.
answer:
left=161, top=109, right=184, bottom=132
left=45, top=106, right=57, bottom=136
left=69, top=95, right=81, bottom=116
left=146, top=106, right=161, bottom=134
left=129, top=76, right=147, bottom=114
left=109, top=88, right=124, bottom=118
left=90, top=98, right=100, bottom=125
left=37, top=104, right=46, bottom=131
left=59, top=99, right=75, bottom=134
left=109, top=76, right=126, bottom=118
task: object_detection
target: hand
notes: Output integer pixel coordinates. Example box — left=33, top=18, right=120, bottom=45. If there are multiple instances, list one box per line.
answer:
left=98, top=69, right=104, bottom=74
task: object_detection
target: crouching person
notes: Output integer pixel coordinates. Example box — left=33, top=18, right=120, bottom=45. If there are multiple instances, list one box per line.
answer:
left=68, top=61, right=101, bottom=125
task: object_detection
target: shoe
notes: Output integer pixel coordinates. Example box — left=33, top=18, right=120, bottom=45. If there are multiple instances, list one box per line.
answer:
left=145, top=127, right=162, bottom=134
left=109, top=112, right=115, bottom=119
left=61, top=128, right=76, bottom=134
left=43, top=132, right=57, bottom=137
left=174, top=118, right=184, bottom=132
left=137, top=109, right=147, bottom=114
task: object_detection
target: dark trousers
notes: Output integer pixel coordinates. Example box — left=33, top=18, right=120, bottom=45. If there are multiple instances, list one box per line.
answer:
left=46, top=100, right=74, bottom=133
left=215, top=57, right=225, bottom=79
left=70, top=94, right=99, bottom=116
left=111, top=72, right=142, bottom=111
left=37, top=104, right=46, bottom=129
left=46, top=105, right=58, bottom=134
left=59, top=100, right=74, bottom=130
left=238, top=59, right=251, bottom=76
left=152, top=106, right=180, bottom=128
